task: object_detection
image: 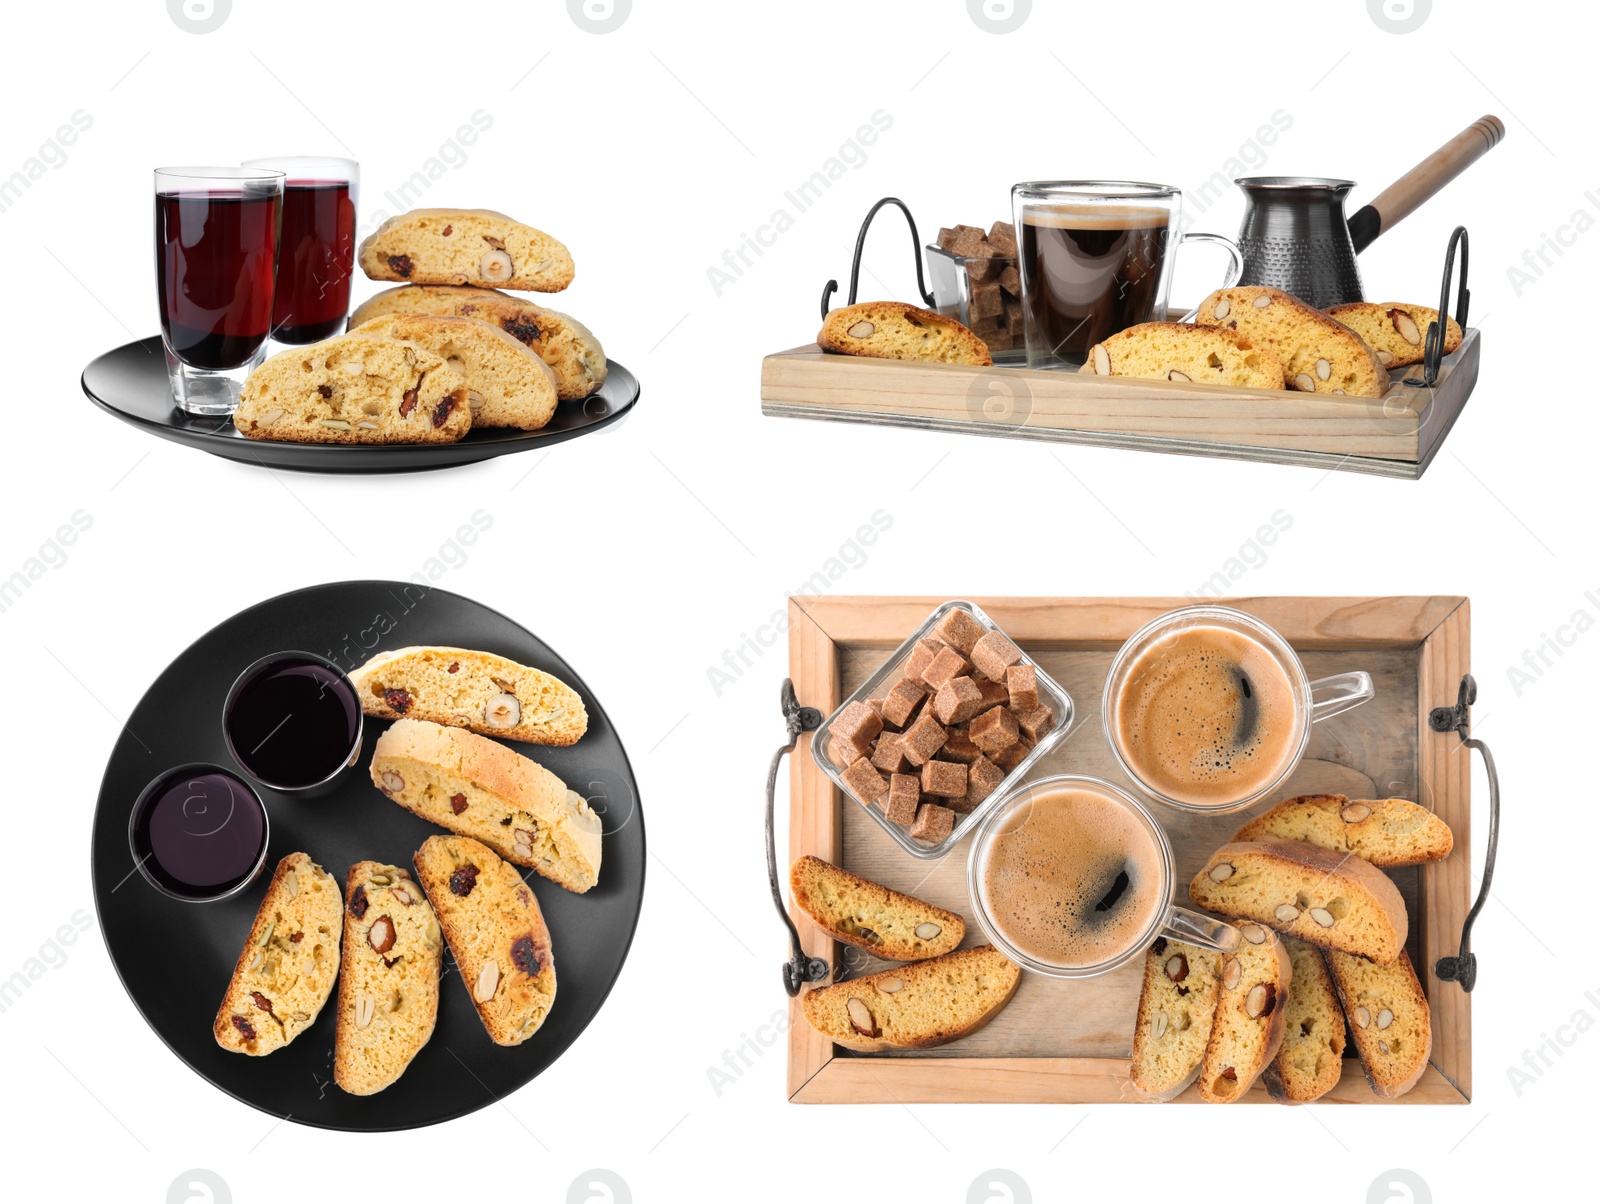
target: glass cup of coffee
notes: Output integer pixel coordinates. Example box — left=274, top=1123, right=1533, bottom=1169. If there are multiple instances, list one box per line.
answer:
left=154, top=166, right=284, bottom=414
left=966, top=774, right=1239, bottom=978
left=223, top=651, right=364, bottom=798
left=241, top=156, right=359, bottom=345
left=1010, top=181, right=1243, bottom=370
left=1102, top=605, right=1375, bottom=814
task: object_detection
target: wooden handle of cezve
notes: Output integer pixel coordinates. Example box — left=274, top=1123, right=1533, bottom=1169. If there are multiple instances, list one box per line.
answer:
left=1346, top=115, right=1505, bottom=253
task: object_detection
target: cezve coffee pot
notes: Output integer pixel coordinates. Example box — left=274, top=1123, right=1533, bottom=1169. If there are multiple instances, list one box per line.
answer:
left=1234, top=115, right=1504, bottom=308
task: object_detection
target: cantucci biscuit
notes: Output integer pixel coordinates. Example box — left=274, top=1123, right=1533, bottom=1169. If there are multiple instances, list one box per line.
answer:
left=1079, top=321, right=1286, bottom=390
left=789, top=856, right=963, bottom=961
left=213, top=853, right=342, bottom=1056
left=1195, top=286, right=1389, bottom=398
left=1326, top=301, right=1463, bottom=369
left=233, top=333, right=469, bottom=443
left=1197, top=921, right=1290, bottom=1103
left=358, top=208, right=574, bottom=292
left=1264, top=935, right=1346, bottom=1103
left=350, top=315, right=558, bottom=430
left=1325, top=948, right=1432, bottom=1099
left=351, top=645, right=587, bottom=747
left=349, top=285, right=607, bottom=400
left=332, top=862, right=442, bottom=1096
left=1232, top=794, right=1453, bottom=868
left=371, top=719, right=602, bottom=894
left=800, top=946, right=1020, bottom=1052
left=414, top=836, right=556, bottom=1046
left=1189, top=838, right=1408, bottom=965
left=819, top=301, right=993, bottom=366
left=1128, top=937, right=1222, bottom=1101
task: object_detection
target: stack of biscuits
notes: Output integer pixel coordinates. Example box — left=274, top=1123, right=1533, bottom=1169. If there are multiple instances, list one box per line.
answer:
left=1129, top=793, right=1454, bottom=1104
left=233, top=208, right=608, bottom=444
left=788, top=856, right=1022, bottom=1051
left=211, top=644, right=606, bottom=1096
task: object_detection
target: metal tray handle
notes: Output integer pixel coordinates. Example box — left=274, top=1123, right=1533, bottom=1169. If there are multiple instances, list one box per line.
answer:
left=1429, top=673, right=1499, bottom=992
left=766, top=680, right=828, bottom=995
left=1402, top=225, right=1469, bottom=389
left=820, top=197, right=937, bottom=320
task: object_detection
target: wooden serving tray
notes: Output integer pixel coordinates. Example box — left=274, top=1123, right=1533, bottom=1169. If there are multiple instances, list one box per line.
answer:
left=761, top=330, right=1479, bottom=480
left=784, top=596, right=1472, bottom=1105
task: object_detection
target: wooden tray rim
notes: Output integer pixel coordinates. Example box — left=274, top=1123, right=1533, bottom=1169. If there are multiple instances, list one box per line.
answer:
left=783, top=595, right=1472, bottom=1106
left=760, top=330, right=1479, bottom=480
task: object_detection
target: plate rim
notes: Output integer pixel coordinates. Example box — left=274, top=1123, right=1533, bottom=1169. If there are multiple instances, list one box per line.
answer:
left=80, top=337, right=640, bottom=474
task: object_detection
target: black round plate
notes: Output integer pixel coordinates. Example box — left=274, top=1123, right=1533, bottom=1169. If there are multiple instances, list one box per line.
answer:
left=90, top=581, right=645, bottom=1131
left=81, top=338, right=640, bottom=474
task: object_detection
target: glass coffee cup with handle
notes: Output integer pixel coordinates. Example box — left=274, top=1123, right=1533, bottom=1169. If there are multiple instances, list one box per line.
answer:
left=1011, top=181, right=1243, bottom=370
left=1102, top=604, right=1375, bottom=814
left=966, top=775, right=1239, bottom=979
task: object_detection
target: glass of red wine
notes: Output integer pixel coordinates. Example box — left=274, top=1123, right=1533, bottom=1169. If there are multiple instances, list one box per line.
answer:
left=242, top=156, right=360, bottom=345
left=154, top=166, right=283, bottom=415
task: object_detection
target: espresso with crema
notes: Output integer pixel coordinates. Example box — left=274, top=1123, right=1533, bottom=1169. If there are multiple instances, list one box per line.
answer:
left=978, top=785, right=1164, bottom=969
left=1018, top=205, right=1170, bottom=362
left=1112, top=625, right=1299, bottom=807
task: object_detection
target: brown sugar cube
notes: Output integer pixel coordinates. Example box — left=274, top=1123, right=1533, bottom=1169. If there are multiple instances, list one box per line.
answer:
left=933, top=607, right=987, bottom=655
left=840, top=756, right=888, bottom=805
left=920, top=759, right=968, bottom=799
left=966, top=754, right=1007, bottom=805
left=827, top=735, right=857, bottom=767
left=909, top=802, right=956, bottom=843
left=946, top=793, right=976, bottom=815
left=900, top=713, right=948, bottom=766
left=987, top=221, right=1018, bottom=256
left=950, top=227, right=992, bottom=258
left=921, top=646, right=971, bottom=691
left=939, top=726, right=983, bottom=764
left=870, top=734, right=909, bottom=774
left=994, top=734, right=1035, bottom=773
left=979, top=329, right=1013, bottom=351
left=969, top=313, right=1004, bottom=334
left=1004, top=299, right=1024, bottom=334
left=1013, top=704, right=1056, bottom=741
left=884, top=773, right=920, bottom=825
left=966, top=254, right=1004, bottom=284
left=902, top=636, right=944, bottom=684
left=970, top=705, right=1020, bottom=756
left=932, top=676, right=985, bottom=725
left=1006, top=664, right=1040, bottom=712
left=997, top=263, right=1021, bottom=295
left=936, top=227, right=962, bottom=252
left=881, top=677, right=928, bottom=727
left=970, top=631, right=1024, bottom=681
left=969, top=280, right=1004, bottom=320
left=833, top=700, right=883, bottom=755
left=975, top=677, right=1010, bottom=713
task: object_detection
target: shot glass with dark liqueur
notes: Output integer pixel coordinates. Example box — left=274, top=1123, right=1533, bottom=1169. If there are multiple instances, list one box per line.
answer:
left=154, top=166, right=283, bottom=414
left=242, top=156, right=359, bottom=345
left=223, top=651, right=364, bottom=798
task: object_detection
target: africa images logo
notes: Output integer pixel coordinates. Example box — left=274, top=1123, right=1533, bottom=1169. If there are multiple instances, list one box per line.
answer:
left=167, top=0, right=231, bottom=34
left=568, top=0, right=631, bottom=34
left=967, top=0, right=1031, bottom=35
left=1367, top=0, right=1431, bottom=33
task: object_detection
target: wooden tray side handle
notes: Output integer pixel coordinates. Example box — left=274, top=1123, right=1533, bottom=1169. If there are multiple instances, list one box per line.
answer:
left=1349, top=116, right=1504, bottom=253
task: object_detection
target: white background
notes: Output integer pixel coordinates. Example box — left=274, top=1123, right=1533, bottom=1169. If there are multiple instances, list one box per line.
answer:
left=1, top=0, right=1590, bottom=1200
